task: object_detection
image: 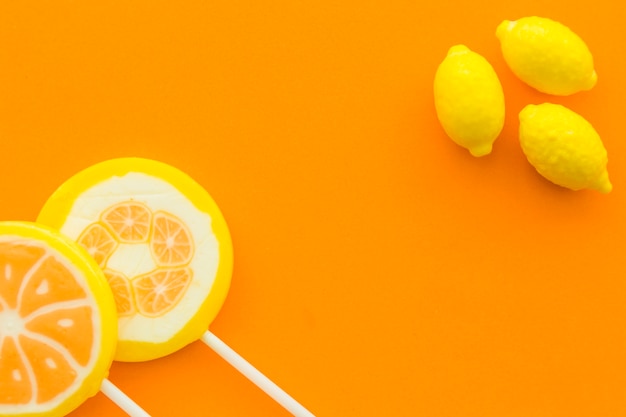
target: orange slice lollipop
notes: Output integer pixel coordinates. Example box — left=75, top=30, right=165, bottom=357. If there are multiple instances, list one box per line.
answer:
left=0, top=221, right=117, bottom=417
left=37, top=157, right=233, bottom=362
left=38, top=158, right=314, bottom=416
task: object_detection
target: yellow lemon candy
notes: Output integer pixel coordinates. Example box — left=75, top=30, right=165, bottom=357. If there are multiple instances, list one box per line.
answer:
left=519, top=103, right=611, bottom=193
left=433, top=45, right=505, bottom=157
left=497, top=16, right=597, bottom=96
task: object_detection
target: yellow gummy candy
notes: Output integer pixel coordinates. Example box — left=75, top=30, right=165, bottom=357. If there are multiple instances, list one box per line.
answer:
left=497, top=16, right=597, bottom=96
left=519, top=103, right=611, bottom=193
left=434, top=45, right=505, bottom=157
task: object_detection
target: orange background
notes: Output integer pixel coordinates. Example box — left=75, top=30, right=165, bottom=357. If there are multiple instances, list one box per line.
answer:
left=1, top=1, right=625, bottom=416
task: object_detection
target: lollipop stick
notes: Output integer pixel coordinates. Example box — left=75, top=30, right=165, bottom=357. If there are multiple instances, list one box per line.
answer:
left=201, top=331, right=315, bottom=417
left=100, top=378, right=152, bottom=417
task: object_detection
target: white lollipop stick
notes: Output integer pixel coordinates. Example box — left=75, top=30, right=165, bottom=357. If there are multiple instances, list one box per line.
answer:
left=100, top=378, right=152, bottom=417
left=201, top=331, right=315, bottom=417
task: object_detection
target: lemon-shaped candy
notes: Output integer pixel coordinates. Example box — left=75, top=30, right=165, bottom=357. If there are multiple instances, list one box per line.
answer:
left=497, top=16, right=597, bottom=95
left=434, top=45, right=505, bottom=157
left=519, top=103, right=611, bottom=193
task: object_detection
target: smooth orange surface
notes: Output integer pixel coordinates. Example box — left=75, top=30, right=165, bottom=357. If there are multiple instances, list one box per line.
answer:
left=1, top=1, right=625, bottom=416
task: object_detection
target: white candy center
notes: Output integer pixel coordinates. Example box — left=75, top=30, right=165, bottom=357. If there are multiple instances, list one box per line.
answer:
left=0, top=309, right=25, bottom=337
left=106, top=243, right=156, bottom=277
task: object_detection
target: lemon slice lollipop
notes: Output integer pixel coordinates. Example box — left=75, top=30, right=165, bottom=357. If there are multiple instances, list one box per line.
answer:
left=37, top=158, right=232, bottom=362
left=0, top=221, right=117, bottom=417
left=37, top=158, right=313, bottom=416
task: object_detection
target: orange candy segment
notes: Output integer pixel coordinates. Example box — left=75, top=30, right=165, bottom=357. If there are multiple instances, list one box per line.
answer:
left=18, top=256, right=88, bottom=317
left=0, top=222, right=117, bottom=417
left=19, top=335, right=78, bottom=403
left=101, top=201, right=152, bottom=243
left=0, top=338, right=31, bottom=405
left=77, top=223, right=118, bottom=267
left=0, top=242, right=46, bottom=309
left=25, top=305, right=95, bottom=367
left=151, top=211, right=194, bottom=266
left=132, top=267, right=193, bottom=317
left=103, top=269, right=135, bottom=317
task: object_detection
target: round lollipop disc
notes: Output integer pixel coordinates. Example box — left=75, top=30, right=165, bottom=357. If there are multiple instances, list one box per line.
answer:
left=0, top=221, right=117, bottom=417
left=37, top=158, right=233, bottom=362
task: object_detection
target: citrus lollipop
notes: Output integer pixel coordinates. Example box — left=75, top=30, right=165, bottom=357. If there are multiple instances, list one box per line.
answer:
left=0, top=221, right=147, bottom=417
left=37, top=158, right=314, bottom=416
